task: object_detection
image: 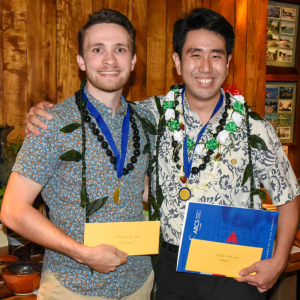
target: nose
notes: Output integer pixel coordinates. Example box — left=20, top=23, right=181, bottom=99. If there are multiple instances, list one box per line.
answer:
left=103, top=51, right=117, bottom=67
left=198, top=56, right=213, bottom=73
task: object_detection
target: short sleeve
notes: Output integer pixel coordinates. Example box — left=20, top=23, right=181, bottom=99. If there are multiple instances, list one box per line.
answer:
left=251, top=119, right=300, bottom=205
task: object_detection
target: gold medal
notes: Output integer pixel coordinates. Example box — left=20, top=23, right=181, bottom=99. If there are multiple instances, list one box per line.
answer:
left=179, top=187, right=191, bottom=201
left=113, top=184, right=120, bottom=204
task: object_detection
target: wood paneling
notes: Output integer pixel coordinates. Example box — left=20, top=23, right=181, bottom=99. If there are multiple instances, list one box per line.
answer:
left=0, top=0, right=3, bottom=125
left=146, top=0, right=167, bottom=97
left=93, top=0, right=104, bottom=11
left=233, top=0, right=247, bottom=95
left=131, top=0, right=147, bottom=101
left=27, top=0, right=56, bottom=106
left=2, top=0, right=27, bottom=141
left=244, top=0, right=268, bottom=116
left=56, top=0, right=92, bottom=103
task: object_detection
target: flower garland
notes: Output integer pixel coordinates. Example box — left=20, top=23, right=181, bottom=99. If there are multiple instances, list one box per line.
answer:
left=163, top=87, right=246, bottom=181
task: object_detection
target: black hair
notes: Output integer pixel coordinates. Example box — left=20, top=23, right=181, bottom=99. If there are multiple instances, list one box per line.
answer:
left=78, top=9, right=136, bottom=56
left=173, top=8, right=235, bottom=59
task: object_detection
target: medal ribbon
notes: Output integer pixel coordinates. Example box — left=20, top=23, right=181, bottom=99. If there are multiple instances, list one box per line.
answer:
left=82, top=90, right=130, bottom=179
left=182, top=87, right=223, bottom=178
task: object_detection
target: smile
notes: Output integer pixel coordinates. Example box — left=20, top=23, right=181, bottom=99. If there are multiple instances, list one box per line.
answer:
left=99, top=71, right=120, bottom=75
left=196, top=78, right=214, bottom=84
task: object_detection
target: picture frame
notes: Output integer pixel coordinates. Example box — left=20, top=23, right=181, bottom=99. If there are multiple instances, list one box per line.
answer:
left=267, top=1, right=299, bottom=68
left=265, top=82, right=297, bottom=144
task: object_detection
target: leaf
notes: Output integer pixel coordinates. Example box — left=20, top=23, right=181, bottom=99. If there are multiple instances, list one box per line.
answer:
left=86, top=197, right=108, bottom=217
left=60, top=150, right=82, bottom=162
left=154, top=95, right=164, bottom=116
left=249, top=111, right=264, bottom=121
left=149, top=211, right=159, bottom=221
left=140, top=118, right=158, bottom=135
left=143, top=142, right=151, bottom=155
left=80, top=183, right=88, bottom=209
left=253, top=189, right=267, bottom=202
left=60, top=123, right=81, bottom=133
left=156, top=185, right=164, bottom=206
left=241, top=164, right=251, bottom=186
left=80, top=77, right=87, bottom=89
left=249, top=135, right=269, bottom=151
left=149, top=195, right=159, bottom=211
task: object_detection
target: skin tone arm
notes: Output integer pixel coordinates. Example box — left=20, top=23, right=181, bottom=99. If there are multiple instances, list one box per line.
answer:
left=1, top=172, right=128, bottom=273
left=236, top=195, right=300, bottom=293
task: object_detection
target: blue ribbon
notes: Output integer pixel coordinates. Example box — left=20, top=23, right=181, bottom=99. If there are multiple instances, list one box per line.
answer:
left=82, top=90, right=130, bottom=179
left=182, top=87, right=223, bottom=178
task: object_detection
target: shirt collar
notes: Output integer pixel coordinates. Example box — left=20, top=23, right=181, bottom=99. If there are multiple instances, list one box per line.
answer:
left=84, top=86, right=128, bottom=116
left=182, top=87, right=226, bottom=124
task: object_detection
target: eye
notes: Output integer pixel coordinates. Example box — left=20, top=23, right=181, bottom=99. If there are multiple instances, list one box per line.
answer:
left=116, top=48, right=126, bottom=53
left=93, top=48, right=102, bottom=53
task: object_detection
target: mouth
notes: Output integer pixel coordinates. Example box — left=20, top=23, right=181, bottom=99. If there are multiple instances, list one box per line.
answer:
left=98, top=70, right=120, bottom=76
left=196, top=77, right=214, bottom=84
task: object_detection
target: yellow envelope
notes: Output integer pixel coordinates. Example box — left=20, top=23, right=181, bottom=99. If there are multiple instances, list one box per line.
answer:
left=84, top=221, right=160, bottom=255
left=186, top=239, right=263, bottom=277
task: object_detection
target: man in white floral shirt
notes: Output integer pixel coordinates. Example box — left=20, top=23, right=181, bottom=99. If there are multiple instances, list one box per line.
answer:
left=24, top=8, right=300, bottom=300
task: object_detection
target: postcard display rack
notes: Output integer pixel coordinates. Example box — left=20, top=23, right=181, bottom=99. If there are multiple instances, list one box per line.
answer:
left=265, top=82, right=297, bottom=143
left=267, top=1, right=299, bottom=67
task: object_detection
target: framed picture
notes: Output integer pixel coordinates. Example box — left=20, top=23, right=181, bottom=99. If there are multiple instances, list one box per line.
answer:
left=265, top=82, right=297, bottom=143
left=267, top=1, right=299, bottom=67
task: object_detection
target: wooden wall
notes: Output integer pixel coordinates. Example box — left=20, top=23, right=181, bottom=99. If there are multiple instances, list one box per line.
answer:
left=0, top=0, right=278, bottom=169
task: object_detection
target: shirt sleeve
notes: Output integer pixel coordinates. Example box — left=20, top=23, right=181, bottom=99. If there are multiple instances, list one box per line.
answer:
left=12, top=111, right=65, bottom=186
left=251, top=118, right=300, bottom=205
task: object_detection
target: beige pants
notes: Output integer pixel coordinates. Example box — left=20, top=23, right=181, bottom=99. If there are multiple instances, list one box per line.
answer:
left=37, top=269, right=154, bottom=300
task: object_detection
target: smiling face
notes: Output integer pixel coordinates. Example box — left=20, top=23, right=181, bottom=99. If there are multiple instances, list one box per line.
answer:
left=77, top=23, right=136, bottom=96
left=173, top=29, right=231, bottom=107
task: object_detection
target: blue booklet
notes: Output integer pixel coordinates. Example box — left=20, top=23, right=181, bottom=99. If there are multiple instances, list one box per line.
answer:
left=176, top=202, right=279, bottom=277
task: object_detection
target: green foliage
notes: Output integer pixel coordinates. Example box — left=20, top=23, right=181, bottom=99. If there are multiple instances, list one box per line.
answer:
left=253, top=189, right=267, bottom=202
left=60, top=150, right=82, bottom=162
left=60, top=123, right=81, bottom=133
left=241, top=164, right=251, bottom=186
left=249, top=135, right=269, bottom=151
left=86, top=197, right=108, bottom=217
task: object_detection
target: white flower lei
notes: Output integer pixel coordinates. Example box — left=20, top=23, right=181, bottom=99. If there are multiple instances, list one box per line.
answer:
left=163, top=89, right=246, bottom=160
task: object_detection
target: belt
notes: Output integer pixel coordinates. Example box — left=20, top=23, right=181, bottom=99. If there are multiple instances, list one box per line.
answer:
left=162, top=241, right=179, bottom=254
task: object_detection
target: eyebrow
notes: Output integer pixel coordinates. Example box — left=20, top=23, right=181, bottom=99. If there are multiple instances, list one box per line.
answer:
left=186, top=48, right=226, bottom=55
left=90, top=42, right=129, bottom=48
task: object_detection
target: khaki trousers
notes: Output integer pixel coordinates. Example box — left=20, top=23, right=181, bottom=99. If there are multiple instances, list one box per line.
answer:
left=37, top=269, right=154, bottom=300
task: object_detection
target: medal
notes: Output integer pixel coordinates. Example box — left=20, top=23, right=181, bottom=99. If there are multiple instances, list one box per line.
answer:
left=113, top=185, right=120, bottom=204
left=179, top=186, right=191, bottom=201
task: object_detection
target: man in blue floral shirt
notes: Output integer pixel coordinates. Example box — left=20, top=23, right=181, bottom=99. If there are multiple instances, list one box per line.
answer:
left=1, top=10, right=154, bottom=300
left=22, top=7, right=300, bottom=300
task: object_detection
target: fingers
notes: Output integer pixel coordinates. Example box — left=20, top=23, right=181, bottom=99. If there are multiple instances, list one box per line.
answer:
left=30, top=106, right=52, bottom=120
left=36, top=101, right=54, bottom=110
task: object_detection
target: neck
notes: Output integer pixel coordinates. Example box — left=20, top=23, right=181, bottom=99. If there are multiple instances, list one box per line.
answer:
left=185, top=91, right=222, bottom=124
left=86, top=82, right=123, bottom=117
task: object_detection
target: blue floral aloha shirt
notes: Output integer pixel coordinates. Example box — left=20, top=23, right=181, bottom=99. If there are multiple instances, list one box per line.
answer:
left=13, top=87, right=154, bottom=298
left=139, top=87, right=300, bottom=246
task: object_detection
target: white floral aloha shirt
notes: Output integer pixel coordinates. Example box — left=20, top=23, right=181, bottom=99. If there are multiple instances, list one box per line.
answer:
left=13, top=88, right=154, bottom=298
left=139, top=87, right=300, bottom=246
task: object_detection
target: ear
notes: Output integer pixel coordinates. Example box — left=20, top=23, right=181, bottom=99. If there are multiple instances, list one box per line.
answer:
left=131, top=54, right=137, bottom=71
left=77, top=54, right=86, bottom=72
left=172, top=52, right=181, bottom=76
left=226, top=54, right=232, bottom=75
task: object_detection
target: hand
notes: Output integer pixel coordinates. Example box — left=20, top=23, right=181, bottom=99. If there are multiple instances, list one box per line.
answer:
left=81, top=244, right=128, bottom=273
left=235, top=257, right=286, bottom=293
left=24, top=101, right=54, bottom=137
